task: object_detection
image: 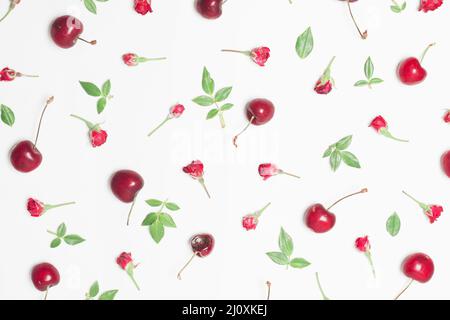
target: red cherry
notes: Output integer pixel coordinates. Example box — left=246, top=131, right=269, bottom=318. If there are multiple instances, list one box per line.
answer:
left=304, top=188, right=368, bottom=233
left=31, top=263, right=60, bottom=299
left=50, top=15, right=96, bottom=49
left=177, top=233, right=215, bottom=280
left=111, top=170, right=144, bottom=225
left=395, top=253, right=434, bottom=299
left=195, top=0, right=223, bottom=19
left=441, top=150, right=450, bottom=178
left=398, top=43, right=435, bottom=85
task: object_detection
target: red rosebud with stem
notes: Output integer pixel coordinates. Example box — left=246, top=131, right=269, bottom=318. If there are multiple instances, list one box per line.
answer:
left=402, top=191, right=443, bottom=224
left=443, top=110, right=450, bottom=123
left=369, top=115, right=409, bottom=142
left=116, top=252, right=140, bottom=290
left=0, top=0, right=20, bottom=23
left=355, top=236, right=376, bottom=278
left=339, top=0, right=368, bottom=39
left=27, top=198, right=76, bottom=217
left=242, top=202, right=271, bottom=231
left=182, top=160, right=211, bottom=198
left=221, top=47, right=271, bottom=66
left=314, top=56, right=336, bottom=94
left=70, top=114, right=108, bottom=147
left=258, top=163, right=300, bottom=180
left=134, top=0, right=152, bottom=15
left=0, top=67, right=38, bottom=81
left=419, top=0, right=443, bottom=12
left=122, top=53, right=166, bottom=67
left=147, top=104, right=185, bottom=137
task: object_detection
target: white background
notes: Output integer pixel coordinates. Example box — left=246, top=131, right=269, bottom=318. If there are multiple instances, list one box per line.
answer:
left=0, top=0, right=449, bottom=300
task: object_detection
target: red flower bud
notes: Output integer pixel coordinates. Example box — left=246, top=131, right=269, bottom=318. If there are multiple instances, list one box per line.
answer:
left=314, top=80, right=333, bottom=94
left=134, top=0, right=152, bottom=15
left=355, top=236, right=370, bottom=252
left=369, top=115, right=388, bottom=132
left=443, top=110, right=450, bottom=123
left=242, top=215, right=258, bottom=231
left=27, top=198, right=45, bottom=217
left=122, top=53, right=138, bottom=66
left=0, top=67, right=16, bottom=81
left=419, top=0, right=443, bottom=12
left=116, top=252, right=133, bottom=270
left=169, top=104, right=185, bottom=118
left=183, top=160, right=204, bottom=179
left=258, top=163, right=280, bottom=180
left=250, top=47, right=271, bottom=67
left=90, top=129, right=108, bottom=147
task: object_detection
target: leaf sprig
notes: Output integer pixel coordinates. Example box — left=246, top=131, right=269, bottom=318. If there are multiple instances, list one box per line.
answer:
left=85, top=281, right=118, bottom=300
left=295, top=27, right=313, bottom=59
left=48, top=223, right=85, bottom=248
left=79, top=80, right=112, bottom=114
left=390, top=0, right=406, bottom=13
left=192, top=67, right=233, bottom=128
left=354, top=57, right=383, bottom=89
left=83, top=0, right=110, bottom=15
left=323, top=135, right=361, bottom=172
left=266, top=227, right=311, bottom=270
left=142, top=198, right=180, bottom=243
left=1, top=104, right=15, bottom=127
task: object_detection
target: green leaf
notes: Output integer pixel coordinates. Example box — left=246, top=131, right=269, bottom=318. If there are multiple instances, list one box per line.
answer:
left=50, top=238, right=61, bottom=248
left=99, top=290, right=118, bottom=300
left=63, top=234, right=86, bottom=245
left=201, top=67, right=215, bottom=95
left=102, top=80, right=111, bottom=96
left=97, top=97, right=107, bottom=114
left=295, top=27, right=314, bottom=59
left=322, top=146, right=333, bottom=158
left=289, top=258, right=311, bottom=269
left=369, top=78, right=384, bottom=85
left=89, top=281, right=100, bottom=298
left=150, top=220, right=164, bottom=243
left=83, top=0, right=97, bottom=14
left=1, top=104, right=15, bottom=126
left=146, top=199, right=163, bottom=207
left=165, top=202, right=180, bottom=211
left=335, top=135, right=353, bottom=150
left=192, top=95, right=215, bottom=106
left=341, top=151, right=361, bottom=168
left=278, top=228, right=293, bottom=257
left=266, top=252, right=289, bottom=265
left=57, top=223, right=67, bottom=237
left=402, top=2, right=406, bottom=9
left=206, top=109, right=219, bottom=119
left=386, top=212, right=401, bottom=237
left=354, top=80, right=369, bottom=87
left=330, top=150, right=342, bottom=172
left=390, top=5, right=401, bottom=13
left=214, top=87, right=232, bottom=102
left=142, top=212, right=158, bottom=226
left=220, top=103, right=234, bottom=111
left=364, top=57, right=374, bottom=80
left=79, top=81, right=101, bottom=97
left=160, top=213, right=176, bottom=228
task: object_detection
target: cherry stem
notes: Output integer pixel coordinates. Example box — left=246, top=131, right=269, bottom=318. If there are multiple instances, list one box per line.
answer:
left=16, top=72, right=39, bottom=78
left=256, top=202, right=271, bottom=218
left=346, top=0, right=367, bottom=40
left=315, top=272, right=329, bottom=300
left=0, top=2, right=15, bottom=23
left=199, top=178, right=211, bottom=199
left=34, top=96, right=54, bottom=149
left=394, top=278, right=414, bottom=300
left=127, top=196, right=138, bottom=226
left=70, top=114, right=94, bottom=129
left=148, top=116, right=170, bottom=137
left=46, top=202, right=76, bottom=210
left=221, top=49, right=251, bottom=56
left=44, top=287, right=49, bottom=300
left=177, top=253, right=196, bottom=280
left=266, top=281, right=271, bottom=300
left=280, top=170, right=301, bottom=179
left=77, top=37, right=97, bottom=46
left=327, top=188, right=368, bottom=211
left=233, top=116, right=255, bottom=148
left=420, top=43, right=435, bottom=64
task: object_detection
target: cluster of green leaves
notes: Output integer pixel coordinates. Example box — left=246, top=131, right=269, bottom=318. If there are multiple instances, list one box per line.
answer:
left=295, top=27, right=313, bottom=59
left=354, top=57, right=383, bottom=88
left=192, top=67, right=233, bottom=126
left=266, top=228, right=311, bottom=270
left=86, top=281, right=118, bottom=300
left=83, top=0, right=109, bottom=14
left=386, top=212, right=401, bottom=237
left=323, top=135, right=361, bottom=172
left=48, top=223, right=85, bottom=248
left=142, top=198, right=180, bottom=244
left=390, top=1, right=406, bottom=13
left=79, top=80, right=112, bottom=114
left=1, top=104, right=15, bottom=127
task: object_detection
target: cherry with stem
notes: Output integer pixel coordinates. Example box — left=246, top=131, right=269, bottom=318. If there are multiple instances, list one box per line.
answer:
left=346, top=0, right=367, bottom=40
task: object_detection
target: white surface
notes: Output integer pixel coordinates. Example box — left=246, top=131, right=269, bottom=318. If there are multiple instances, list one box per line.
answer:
left=0, top=0, right=448, bottom=300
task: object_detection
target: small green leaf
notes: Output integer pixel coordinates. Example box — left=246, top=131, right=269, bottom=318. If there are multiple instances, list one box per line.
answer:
left=57, top=223, right=67, bottom=237
left=1, top=105, right=15, bottom=126
left=89, top=281, right=100, bottom=298
left=79, top=81, right=101, bottom=97
left=142, top=213, right=158, bottom=226
left=97, top=98, right=107, bottom=114
left=192, top=96, right=215, bottom=106
left=335, top=135, right=353, bottom=150
left=220, top=103, right=234, bottom=111
left=99, top=290, right=118, bottom=300
left=202, top=67, right=215, bottom=95
left=50, top=238, right=61, bottom=248
left=278, top=228, right=293, bottom=257
left=354, top=80, right=369, bottom=87
left=369, top=78, right=384, bottom=85
left=266, top=252, right=289, bottom=265
left=341, top=151, right=361, bottom=168
left=364, top=57, right=374, bottom=80
left=146, top=199, right=163, bottom=207
left=102, top=80, right=111, bottom=96
left=322, top=146, right=333, bottom=158
left=386, top=212, right=401, bottom=237
left=295, top=27, right=314, bottom=59
left=63, top=234, right=86, bottom=246
left=206, top=109, right=219, bottom=119
left=330, top=150, right=342, bottom=172
left=150, top=220, right=164, bottom=243
left=165, top=202, right=180, bottom=211
left=391, top=5, right=401, bottom=13
left=160, top=213, right=176, bottom=228
left=83, top=0, right=97, bottom=14
left=214, top=87, right=232, bottom=102
left=289, top=258, right=311, bottom=269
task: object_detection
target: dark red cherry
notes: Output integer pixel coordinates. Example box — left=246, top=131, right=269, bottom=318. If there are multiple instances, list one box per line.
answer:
left=31, top=263, right=60, bottom=299
left=398, top=44, right=434, bottom=86
left=246, top=98, right=275, bottom=126
left=195, top=0, right=222, bottom=19
left=111, top=170, right=144, bottom=203
left=177, top=233, right=215, bottom=280
left=10, top=140, right=42, bottom=173
left=50, top=15, right=96, bottom=49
